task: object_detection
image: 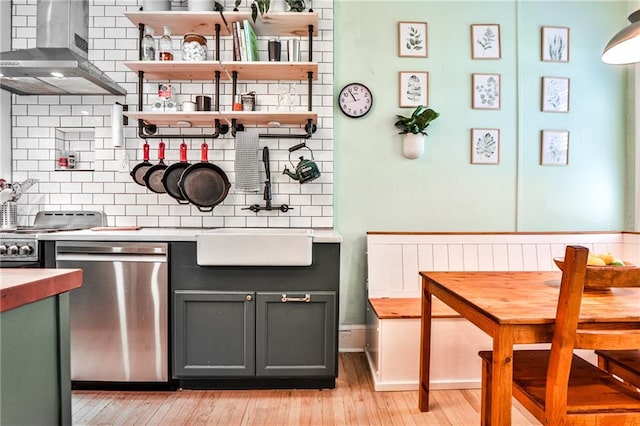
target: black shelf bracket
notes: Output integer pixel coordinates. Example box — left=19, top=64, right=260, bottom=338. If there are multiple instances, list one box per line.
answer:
left=137, top=119, right=226, bottom=140
left=117, top=102, right=129, bottom=125
left=233, top=118, right=316, bottom=140
left=308, top=25, right=314, bottom=62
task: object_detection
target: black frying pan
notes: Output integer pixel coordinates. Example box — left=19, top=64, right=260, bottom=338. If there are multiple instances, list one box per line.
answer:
left=162, top=141, right=190, bottom=204
left=179, top=142, right=231, bottom=212
left=144, top=141, right=168, bottom=193
left=130, top=142, right=152, bottom=186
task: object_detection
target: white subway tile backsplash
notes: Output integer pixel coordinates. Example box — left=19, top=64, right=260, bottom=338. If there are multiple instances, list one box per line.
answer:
left=10, top=0, right=333, bottom=228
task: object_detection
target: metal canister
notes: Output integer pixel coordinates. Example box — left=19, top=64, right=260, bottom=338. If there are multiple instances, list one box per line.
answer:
left=1, top=201, right=17, bottom=230
left=241, top=92, right=256, bottom=111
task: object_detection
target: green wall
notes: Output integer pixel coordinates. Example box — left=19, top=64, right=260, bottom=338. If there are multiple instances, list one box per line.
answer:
left=334, top=0, right=632, bottom=325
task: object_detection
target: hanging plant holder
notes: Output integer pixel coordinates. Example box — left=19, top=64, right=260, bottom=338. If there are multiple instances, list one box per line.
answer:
left=393, top=105, right=440, bottom=160
left=402, top=133, right=425, bottom=159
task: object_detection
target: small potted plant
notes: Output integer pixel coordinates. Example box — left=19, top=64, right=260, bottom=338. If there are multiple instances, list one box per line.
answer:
left=394, top=105, right=440, bottom=159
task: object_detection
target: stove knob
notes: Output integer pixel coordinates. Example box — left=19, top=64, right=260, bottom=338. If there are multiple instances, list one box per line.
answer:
left=7, top=244, right=19, bottom=255
left=19, top=245, right=33, bottom=256
left=0, top=245, right=6, bottom=255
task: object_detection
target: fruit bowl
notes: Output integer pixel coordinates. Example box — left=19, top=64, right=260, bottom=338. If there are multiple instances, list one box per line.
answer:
left=553, top=257, right=639, bottom=290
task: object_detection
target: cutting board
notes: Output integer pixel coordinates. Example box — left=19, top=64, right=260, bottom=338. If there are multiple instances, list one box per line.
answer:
left=90, top=226, right=142, bottom=231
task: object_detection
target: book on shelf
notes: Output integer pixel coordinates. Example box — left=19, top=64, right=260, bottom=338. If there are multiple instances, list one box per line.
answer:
left=232, top=21, right=241, bottom=61
left=238, top=22, right=247, bottom=61
left=243, top=19, right=259, bottom=62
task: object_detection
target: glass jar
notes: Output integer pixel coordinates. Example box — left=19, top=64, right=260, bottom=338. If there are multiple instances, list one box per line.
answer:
left=182, top=33, right=207, bottom=61
left=158, top=26, right=174, bottom=61
left=141, top=25, right=156, bottom=61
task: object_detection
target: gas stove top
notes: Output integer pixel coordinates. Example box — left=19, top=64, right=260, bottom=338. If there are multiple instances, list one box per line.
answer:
left=1, top=226, right=88, bottom=234
left=0, top=211, right=106, bottom=264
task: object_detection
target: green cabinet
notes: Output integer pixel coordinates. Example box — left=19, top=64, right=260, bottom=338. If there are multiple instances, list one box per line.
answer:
left=256, top=292, right=336, bottom=377
left=0, top=293, right=71, bottom=425
left=173, top=290, right=336, bottom=380
left=174, top=291, right=255, bottom=377
left=170, top=242, right=339, bottom=389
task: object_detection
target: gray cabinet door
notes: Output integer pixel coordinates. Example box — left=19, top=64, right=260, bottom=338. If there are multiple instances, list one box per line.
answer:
left=173, top=291, right=255, bottom=377
left=255, top=292, right=336, bottom=377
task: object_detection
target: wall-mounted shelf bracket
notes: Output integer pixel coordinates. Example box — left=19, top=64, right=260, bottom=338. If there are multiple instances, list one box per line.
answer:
left=137, top=119, right=227, bottom=140
left=117, top=102, right=129, bottom=125
left=231, top=118, right=315, bottom=139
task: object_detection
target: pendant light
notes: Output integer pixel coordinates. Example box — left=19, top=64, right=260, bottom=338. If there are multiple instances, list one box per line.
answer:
left=602, top=9, right=640, bottom=64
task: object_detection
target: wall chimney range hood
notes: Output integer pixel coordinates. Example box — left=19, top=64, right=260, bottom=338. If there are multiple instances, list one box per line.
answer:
left=0, top=0, right=126, bottom=96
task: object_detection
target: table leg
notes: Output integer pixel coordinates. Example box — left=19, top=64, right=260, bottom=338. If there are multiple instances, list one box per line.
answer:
left=418, top=280, right=432, bottom=412
left=490, top=327, right=514, bottom=425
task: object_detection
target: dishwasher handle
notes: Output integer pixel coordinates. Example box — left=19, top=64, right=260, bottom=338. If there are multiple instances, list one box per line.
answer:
left=56, top=242, right=167, bottom=255
left=56, top=253, right=167, bottom=263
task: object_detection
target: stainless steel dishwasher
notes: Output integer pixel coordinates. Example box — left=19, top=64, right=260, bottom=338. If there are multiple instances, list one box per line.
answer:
left=56, top=241, right=168, bottom=383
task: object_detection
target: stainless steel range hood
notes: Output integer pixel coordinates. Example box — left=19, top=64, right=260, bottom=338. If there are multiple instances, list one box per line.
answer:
left=0, top=0, right=126, bottom=96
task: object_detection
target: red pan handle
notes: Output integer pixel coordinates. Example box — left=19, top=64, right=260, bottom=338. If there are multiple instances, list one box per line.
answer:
left=143, top=143, right=150, bottom=161
left=201, top=142, right=208, bottom=162
left=158, top=142, right=165, bottom=160
left=180, top=142, right=188, bottom=162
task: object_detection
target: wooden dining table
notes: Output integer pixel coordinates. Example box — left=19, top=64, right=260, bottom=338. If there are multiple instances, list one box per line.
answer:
left=418, top=271, right=640, bottom=425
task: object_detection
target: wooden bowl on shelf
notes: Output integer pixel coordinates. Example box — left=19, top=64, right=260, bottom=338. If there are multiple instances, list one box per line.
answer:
left=553, top=257, right=640, bottom=290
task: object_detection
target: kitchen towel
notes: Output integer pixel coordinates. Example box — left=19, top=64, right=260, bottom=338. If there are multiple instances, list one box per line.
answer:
left=234, top=129, right=260, bottom=193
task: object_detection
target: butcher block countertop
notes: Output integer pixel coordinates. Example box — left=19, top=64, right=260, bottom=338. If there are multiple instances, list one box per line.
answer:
left=0, top=269, right=83, bottom=313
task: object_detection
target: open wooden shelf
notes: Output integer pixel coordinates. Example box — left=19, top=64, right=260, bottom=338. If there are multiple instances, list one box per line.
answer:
left=125, top=11, right=319, bottom=133
left=124, top=111, right=317, bottom=127
left=125, top=11, right=318, bottom=37
left=124, top=61, right=318, bottom=81
left=125, top=11, right=249, bottom=36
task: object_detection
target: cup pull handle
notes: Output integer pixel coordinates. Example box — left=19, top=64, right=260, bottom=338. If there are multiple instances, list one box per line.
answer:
left=280, top=293, right=311, bottom=303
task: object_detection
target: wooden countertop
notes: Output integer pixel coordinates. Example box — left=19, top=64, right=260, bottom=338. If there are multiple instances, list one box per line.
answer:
left=0, top=269, right=83, bottom=313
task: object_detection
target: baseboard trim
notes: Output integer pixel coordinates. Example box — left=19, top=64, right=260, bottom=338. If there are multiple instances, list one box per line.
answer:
left=338, top=324, right=365, bottom=352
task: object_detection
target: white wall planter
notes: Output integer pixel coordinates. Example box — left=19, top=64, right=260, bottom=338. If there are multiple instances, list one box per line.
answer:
left=402, top=133, right=425, bottom=159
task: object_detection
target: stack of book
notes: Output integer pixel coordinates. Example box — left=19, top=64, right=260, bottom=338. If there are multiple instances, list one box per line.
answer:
left=232, top=19, right=259, bottom=61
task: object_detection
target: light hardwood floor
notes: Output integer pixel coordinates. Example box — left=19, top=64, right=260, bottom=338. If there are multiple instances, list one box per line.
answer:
left=72, top=352, right=540, bottom=425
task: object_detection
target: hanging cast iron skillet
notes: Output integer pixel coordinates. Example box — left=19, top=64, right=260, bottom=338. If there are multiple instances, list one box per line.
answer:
left=179, top=141, right=231, bottom=212
left=130, top=142, right=152, bottom=186
left=143, top=141, right=168, bottom=193
left=161, top=141, right=191, bottom=204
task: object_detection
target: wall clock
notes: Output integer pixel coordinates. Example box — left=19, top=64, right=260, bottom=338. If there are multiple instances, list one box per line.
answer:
left=338, top=83, right=373, bottom=118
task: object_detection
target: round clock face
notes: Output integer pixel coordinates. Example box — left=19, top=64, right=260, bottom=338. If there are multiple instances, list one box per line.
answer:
left=338, top=83, right=373, bottom=118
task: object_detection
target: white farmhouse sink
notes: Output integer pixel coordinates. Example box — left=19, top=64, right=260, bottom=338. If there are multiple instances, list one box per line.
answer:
left=196, top=228, right=313, bottom=266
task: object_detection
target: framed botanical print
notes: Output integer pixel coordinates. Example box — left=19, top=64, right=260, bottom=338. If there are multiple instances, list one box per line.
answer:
left=541, top=76, right=570, bottom=112
left=471, top=24, right=501, bottom=59
left=398, top=21, right=428, bottom=57
left=541, top=130, right=569, bottom=166
left=472, top=73, right=501, bottom=110
left=541, top=26, right=570, bottom=62
left=471, top=128, right=500, bottom=164
left=399, top=71, right=429, bottom=108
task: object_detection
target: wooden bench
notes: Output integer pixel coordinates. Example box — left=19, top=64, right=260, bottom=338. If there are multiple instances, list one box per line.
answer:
left=364, top=231, right=640, bottom=391
left=596, top=350, right=640, bottom=390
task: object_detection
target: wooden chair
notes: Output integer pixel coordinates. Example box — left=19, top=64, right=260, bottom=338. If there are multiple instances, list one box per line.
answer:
left=596, top=349, right=640, bottom=390
left=478, top=245, right=640, bottom=426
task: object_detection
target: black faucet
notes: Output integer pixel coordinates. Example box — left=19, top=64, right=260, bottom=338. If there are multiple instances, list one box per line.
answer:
left=243, top=147, right=291, bottom=213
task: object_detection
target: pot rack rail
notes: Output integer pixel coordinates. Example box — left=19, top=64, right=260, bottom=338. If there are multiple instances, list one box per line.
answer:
left=124, top=19, right=317, bottom=141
